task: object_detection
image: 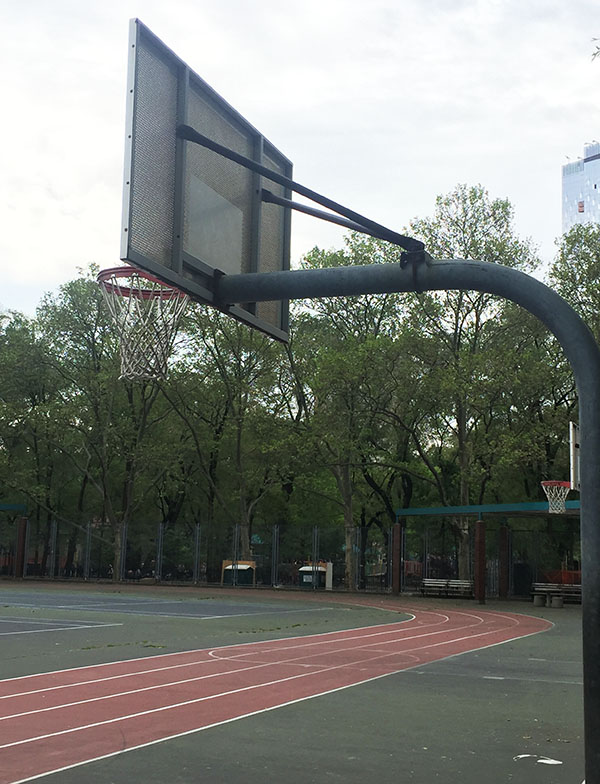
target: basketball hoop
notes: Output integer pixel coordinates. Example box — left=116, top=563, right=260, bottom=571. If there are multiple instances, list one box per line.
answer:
left=97, top=266, right=189, bottom=382
left=541, top=480, right=571, bottom=514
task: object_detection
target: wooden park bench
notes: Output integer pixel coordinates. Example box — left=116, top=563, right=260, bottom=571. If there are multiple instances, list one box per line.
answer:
left=532, top=582, right=582, bottom=605
left=421, top=578, right=474, bottom=598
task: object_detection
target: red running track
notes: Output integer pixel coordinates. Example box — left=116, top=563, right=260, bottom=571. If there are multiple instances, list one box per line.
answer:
left=0, top=607, right=550, bottom=783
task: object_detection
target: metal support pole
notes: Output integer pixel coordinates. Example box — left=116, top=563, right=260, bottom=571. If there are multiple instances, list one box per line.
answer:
left=391, top=522, right=402, bottom=594
left=400, top=523, right=406, bottom=593
left=387, top=527, right=393, bottom=591
left=271, top=525, right=280, bottom=586
left=474, top=519, right=486, bottom=604
left=193, top=523, right=201, bottom=584
left=354, top=526, right=361, bottom=591
left=499, top=525, right=509, bottom=599
left=156, top=523, right=164, bottom=582
left=49, top=519, right=57, bottom=579
left=311, top=526, right=319, bottom=590
left=120, top=522, right=128, bottom=581
left=15, top=518, right=27, bottom=579
left=232, top=525, right=240, bottom=586
left=508, top=528, right=514, bottom=597
left=22, top=519, right=30, bottom=579
left=84, top=522, right=91, bottom=580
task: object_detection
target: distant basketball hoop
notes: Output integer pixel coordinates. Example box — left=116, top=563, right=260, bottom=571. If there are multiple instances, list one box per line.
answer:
left=97, top=266, right=189, bottom=382
left=541, top=480, right=572, bottom=514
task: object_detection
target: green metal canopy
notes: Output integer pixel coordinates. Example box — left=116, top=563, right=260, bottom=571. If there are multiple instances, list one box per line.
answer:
left=396, top=500, right=580, bottom=518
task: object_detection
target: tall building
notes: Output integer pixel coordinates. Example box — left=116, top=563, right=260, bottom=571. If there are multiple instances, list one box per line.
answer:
left=562, top=141, right=600, bottom=233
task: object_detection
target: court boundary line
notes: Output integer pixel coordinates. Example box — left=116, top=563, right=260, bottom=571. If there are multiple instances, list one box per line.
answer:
left=0, top=623, right=123, bottom=637
left=0, top=618, right=120, bottom=626
left=2, top=600, right=339, bottom=620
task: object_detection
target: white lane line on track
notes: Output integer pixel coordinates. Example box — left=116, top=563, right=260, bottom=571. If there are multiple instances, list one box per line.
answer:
left=0, top=647, right=432, bottom=749
left=1, top=614, right=545, bottom=724
left=0, top=607, right=542, bottom=699
left=0, top=613, right=553, bottom=755
left=0, top=618, right=423, bottom=694
left=0, top=617, right=448, bottom=700
left=0, top=622, right=530, bottom=751
left=0, top=612, right=553, bottom=784
left=0, top=608, right=526, bottom=701
left=2, top=622, right=459, bottom=721
left=0, top=623, right=446, bottom=713
left=0, top=656, right=449, bottom=784
left=207, top=613, right=484, bottom=661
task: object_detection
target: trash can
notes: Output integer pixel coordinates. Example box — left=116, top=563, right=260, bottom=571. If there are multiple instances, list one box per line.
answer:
left=298, top=564, right=326, bottom=588
left=221, top=560, right=256, bottom=586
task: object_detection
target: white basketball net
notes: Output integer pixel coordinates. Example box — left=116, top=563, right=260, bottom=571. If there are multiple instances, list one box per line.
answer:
left=541, top=482, right=571, bottom=514
left=98, top=268, right=189, bottom=382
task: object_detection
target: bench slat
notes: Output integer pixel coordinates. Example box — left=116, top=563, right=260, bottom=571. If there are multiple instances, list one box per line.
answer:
left=422, top=578, right=474, bottom=598
left=532, top=582, right=581, bottom=603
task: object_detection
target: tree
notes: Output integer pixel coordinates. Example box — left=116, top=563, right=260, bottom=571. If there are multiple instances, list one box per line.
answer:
left=172, top=308, right=289, bottom=564
left=401, top=184, right=541, bottom=576
left=550, top=223, right=600, bottom=340
left=0, top=312, right=70, bottom=573
left=36, top=269, right=179, bottom=580
left=288, top=234, right=411, bottom=586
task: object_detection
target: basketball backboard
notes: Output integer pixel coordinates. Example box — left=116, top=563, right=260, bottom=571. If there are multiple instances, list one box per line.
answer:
left=121, top=19, right=291, bottom=341
left=569, top=420, right=581, bottom=491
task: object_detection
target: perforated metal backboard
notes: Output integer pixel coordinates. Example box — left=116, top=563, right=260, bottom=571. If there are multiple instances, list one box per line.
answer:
left=121, top=19, right=291, bottom=341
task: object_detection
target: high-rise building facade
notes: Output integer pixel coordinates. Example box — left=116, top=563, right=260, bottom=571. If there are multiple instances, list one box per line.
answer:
left=562, top=141, right=600, bottom=233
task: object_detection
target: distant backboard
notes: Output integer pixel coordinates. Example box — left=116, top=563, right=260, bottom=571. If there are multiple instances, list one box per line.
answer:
left=569, top=421, right=581, bottom=491
left=121, top=19, right=291, bottom=341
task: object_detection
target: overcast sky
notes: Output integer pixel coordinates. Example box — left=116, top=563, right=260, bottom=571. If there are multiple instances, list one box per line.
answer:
left=2, top=0, right=599, bottom=315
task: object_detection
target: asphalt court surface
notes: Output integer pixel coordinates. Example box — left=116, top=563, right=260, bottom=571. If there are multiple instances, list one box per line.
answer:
left=0, top=583, right=584, bottom=783
left=0, top=588, right=338, bottom=618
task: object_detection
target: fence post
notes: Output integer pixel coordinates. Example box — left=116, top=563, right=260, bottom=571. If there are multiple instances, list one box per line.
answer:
left=84, top=522, right=91, bottom=580
left=15, top=518, right=28, bottom=579
left=311, top=526, right=319, bottom=590
left=193, top=523, right=201, bottom=584
left=354, top=526, right=361, bottom=591
left=231, top=525, right=240, bottom=586
left=49, top=519, right=57, bottom=579
left=498, top=525, right=510, bottom=598
left=400, top=523, right=406, bottom=592
left=508, top=527, right=514, bottom=596
left=271, top=525, right=280, bottom=586
left=387, top=527, right=393, bottom=591
left=119, top=522, right=128, bottom=581
left=391, top=522, right=402, bottom=594
left=22, top=519, right=30, bottom=578
left=474, top=518, right=486, bottom=604
left=156, top=522, right=164, bottom=581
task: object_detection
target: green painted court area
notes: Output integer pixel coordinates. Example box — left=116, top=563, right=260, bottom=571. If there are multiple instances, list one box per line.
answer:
left=0, top=582, right=583, bottom=783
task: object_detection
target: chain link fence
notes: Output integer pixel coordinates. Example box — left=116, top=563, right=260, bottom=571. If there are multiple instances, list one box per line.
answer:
left=1, top=516, right=580, bottom=599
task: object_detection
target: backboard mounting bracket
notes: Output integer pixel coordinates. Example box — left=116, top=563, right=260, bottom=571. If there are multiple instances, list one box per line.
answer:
left=177, top=123, right=425, bottom=256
